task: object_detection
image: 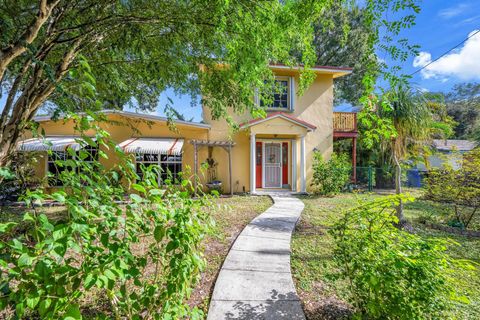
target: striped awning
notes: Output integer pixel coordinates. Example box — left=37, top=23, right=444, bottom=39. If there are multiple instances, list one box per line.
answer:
left=17, top=136, right=88, bottom=152
left=118, top=138, right=184, bottom=155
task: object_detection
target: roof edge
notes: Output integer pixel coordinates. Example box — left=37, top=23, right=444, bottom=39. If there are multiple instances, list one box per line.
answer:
left=33, top=110, right=211, bottom=129
left=269, top=63, right=353, bottom=78
left=240, top=112, right=316, bottom=131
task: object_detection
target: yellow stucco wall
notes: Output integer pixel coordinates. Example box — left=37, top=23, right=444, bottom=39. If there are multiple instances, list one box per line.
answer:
left=29, top=69, right=336, bottom=194
left=29, top=114, right=211, bottom=191
left=203, top=71, right=334, bottom=192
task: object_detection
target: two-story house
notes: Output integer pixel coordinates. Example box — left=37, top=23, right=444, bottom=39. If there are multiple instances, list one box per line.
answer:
left=17, top=64, right=358, bottom=194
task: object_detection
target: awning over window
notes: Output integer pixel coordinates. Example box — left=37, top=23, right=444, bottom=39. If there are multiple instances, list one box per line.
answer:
left=17, top=136, right=88, bottom=152
left=118, top=138, right=184, bottom=155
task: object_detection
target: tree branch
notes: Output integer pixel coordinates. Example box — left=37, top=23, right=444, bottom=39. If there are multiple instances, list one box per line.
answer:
left=0, top=0, right=61, bottom=81
left=0, top=59, right=32, bottom=129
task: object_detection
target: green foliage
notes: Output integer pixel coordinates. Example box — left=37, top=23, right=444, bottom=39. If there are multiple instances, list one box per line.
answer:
left=0, top=115, right=214, bottom=319
left=330, top=195, right=473, bottom=319
left=445, top=82, right=480, bottom=140
left=311, top=152, right=351, bottom=195
left=0, top=152, right=46, bottom=203
left=311, top=2, right=380, bottom=105
left=425, top=148, right=480, bottom=229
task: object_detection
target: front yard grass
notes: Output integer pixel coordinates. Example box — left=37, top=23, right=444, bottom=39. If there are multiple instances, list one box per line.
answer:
left=291, top=191, right=480, bottom=320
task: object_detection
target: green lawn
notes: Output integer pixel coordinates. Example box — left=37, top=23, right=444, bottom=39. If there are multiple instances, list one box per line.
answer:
left=291, top=191, right=480, bottom=320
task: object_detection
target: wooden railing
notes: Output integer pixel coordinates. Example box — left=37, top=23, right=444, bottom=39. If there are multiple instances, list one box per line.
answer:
left=334, top=112, right=357, bottom=132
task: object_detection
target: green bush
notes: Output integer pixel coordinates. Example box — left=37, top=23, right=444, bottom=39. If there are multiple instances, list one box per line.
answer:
left=0, top=114, right=214, bottom=319
left=330, top=195, right=472, bottom=319
left=425, top=148, right=480, bottom=229
left=311, top=152, right=351, bottom=195
left=0, top=152, right=46, bottom=203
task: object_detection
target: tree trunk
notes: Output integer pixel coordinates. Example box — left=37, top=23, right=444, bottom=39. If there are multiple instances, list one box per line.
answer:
left=393, top=150, right=408, bottom=228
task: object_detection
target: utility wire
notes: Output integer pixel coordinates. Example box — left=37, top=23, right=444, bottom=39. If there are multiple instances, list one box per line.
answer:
left=409, top=29, right=480, bottom=76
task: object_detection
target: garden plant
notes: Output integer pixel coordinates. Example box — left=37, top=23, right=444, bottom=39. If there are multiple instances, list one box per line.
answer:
left=425, top=148, right=480, bottom=230
left=0, top=114, right=215, bottom=319
left=330, top=195, right=473, bottom=319
left=311, top=152, right=351, bottom=196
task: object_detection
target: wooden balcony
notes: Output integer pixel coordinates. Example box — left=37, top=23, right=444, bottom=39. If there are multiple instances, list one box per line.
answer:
left=333, top=112, right=358, bottom=138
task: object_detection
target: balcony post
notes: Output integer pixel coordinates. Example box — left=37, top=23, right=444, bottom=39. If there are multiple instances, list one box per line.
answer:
left=352, top=136, right=357, bottom=183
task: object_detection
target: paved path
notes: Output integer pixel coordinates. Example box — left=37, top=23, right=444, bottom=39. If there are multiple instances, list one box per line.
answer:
left=207, top=195, right=306, bottom=320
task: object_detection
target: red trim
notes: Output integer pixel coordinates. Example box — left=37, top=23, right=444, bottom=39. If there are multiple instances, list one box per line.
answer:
left=240, top=112, right=317, bottom=130
left=282, top=142, right=288, bottom=185
left=269, top=63, right=353, bottom=72
left=121, top=137, right=139, bottom=151
left=256, top=142, right=263, bottom=188
left=333, top=131, right=358, bottom=138
left=168, top=138, right=179, bottom=155
left=352, top=137, right=357, bottom=183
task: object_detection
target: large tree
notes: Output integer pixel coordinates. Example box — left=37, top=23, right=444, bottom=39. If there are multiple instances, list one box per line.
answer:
left=0, top=0, right=422, bottom=172
left=312, top=2, right=379, bottom=105
left=445, top=82, right=480, bottom=140
left=0, top=0, right=323, bottom=168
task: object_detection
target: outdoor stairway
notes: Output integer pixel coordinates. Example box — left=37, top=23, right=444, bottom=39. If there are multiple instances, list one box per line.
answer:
left=207, top=195, right=306, bottom=320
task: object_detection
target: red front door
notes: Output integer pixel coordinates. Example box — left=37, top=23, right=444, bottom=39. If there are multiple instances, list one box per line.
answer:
left=256, top=142, right=262, bottom=188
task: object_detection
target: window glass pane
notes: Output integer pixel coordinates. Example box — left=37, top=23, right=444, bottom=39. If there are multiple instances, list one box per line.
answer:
left=260, top=79, right=289, bottom=109
left=145, top=153, right=158, bottom=162
left=136, top=153, right=182, bottom=186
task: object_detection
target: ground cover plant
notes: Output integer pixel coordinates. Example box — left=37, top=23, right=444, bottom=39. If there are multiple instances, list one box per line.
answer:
left=291, top=191, right=480, bottom=320
left=0, top=194, right=272, bottom=318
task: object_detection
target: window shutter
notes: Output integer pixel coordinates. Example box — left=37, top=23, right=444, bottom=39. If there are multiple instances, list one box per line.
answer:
left=254, top=87, right=260, bottom=106
left=289, top=76, right=295, bottom=111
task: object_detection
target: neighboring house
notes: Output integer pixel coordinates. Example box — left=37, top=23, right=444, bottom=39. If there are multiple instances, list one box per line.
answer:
left=17, top=64, right=356, bottom=194
left=417, top=139, right=478, bottom=171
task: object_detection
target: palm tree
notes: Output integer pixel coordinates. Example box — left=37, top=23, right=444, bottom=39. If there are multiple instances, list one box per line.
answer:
left=381, top=86, right=432, bottom=226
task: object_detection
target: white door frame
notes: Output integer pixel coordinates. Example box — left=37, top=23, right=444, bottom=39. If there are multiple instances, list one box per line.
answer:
left=262, top=141, right=283, bottom=188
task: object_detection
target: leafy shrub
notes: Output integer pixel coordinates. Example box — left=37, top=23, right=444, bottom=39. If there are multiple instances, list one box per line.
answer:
left=311, top=152, right=351, bottom=195
left=0, top=114, right=214, bottom=319
left=0, top=152, right=45, bottom=203
left=425, top=148, right=480, bottom=229
left=330, top=195, right=472, bottom=319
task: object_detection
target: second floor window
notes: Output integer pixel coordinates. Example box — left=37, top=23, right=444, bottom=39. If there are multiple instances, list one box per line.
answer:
left=259, top=77, right=293, bottom=110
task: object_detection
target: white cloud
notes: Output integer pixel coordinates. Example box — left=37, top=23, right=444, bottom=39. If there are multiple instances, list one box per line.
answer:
left=412, top=52, right=431, bottom=68
left=412, top=30, right=480, bottom=81
left=438, top=3, right=469, bottom=19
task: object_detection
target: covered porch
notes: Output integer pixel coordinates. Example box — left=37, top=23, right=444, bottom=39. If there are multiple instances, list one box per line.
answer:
left=240, top=112, right=316, bottom=194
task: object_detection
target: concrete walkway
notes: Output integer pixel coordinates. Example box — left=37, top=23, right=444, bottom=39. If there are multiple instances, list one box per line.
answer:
left=207, top=195, right=306, bottom=320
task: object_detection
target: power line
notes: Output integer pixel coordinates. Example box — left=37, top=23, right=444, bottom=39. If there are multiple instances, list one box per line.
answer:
left=409, top=29, right=480, bottom=76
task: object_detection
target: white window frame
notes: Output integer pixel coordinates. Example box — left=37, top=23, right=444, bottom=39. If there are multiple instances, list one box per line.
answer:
left=257, top=76, right=295, bottom=111
left=135, top=153, right=183, bottom=186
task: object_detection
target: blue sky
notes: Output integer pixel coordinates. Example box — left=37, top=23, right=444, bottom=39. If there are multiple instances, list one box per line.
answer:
left=2, top=1, right=480, bottom=120
left=337, top=0, right=480, bottom=112
left=399, top=0, right=480, bottom=92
